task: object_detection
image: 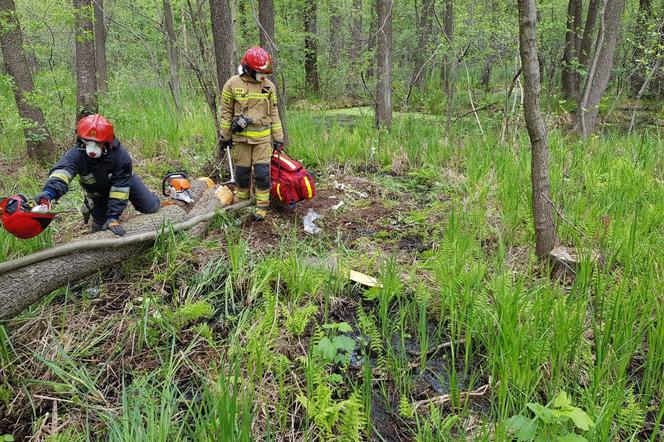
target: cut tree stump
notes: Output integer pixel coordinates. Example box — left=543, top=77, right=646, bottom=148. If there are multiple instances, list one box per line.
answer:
left=0, top=180, right=251, bottom=320
left=550, top=245, right=604, bottom=277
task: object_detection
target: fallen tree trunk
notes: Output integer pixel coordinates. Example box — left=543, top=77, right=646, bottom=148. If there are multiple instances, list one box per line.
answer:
left=0, top=181, right=250, bottom=320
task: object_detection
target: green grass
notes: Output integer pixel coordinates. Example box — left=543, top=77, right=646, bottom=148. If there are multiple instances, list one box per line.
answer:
left=0, top=85, right=662, bottom=440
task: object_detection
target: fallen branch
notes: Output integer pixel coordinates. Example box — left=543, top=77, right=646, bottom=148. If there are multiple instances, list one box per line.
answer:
left=0, top=182, right=252, bottom=320
left=0, top=199, right=252, bottom=275
left=451, top=104, right=498, bottom=127
left=406, top=338, right=467, bottom=357
left=413, top=378, right=494, bottom=411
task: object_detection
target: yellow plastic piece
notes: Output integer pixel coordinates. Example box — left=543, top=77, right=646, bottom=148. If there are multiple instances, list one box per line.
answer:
left=215, top=185, right=234, bottom=206
left=197, top=177, right=215, bottom=189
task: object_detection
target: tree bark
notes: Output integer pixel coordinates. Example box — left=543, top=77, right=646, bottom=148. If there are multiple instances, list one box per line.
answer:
left=73, top=0, right=98, bottom=121
left=210, top=0, right=235, bottom=91
left=0, top=0, right=56, bottom=162
left=441, top=0, right=454, bottom=92
left=328, top=0, right=343, bottom=69
left=561, top=0, right=582, bottom=99
left=375, top=0, right=392, bottom=129
left=349, top=0, right=362, bottom=66
left=574, top=0, right=625, bottom=138
left=480, top=58, right=493, bottom=90
left=367, top=0, right=376, bottom=78
left=93, top=0, right=108, bottom=93
left=480, top=0, right=499, bottom=91
left=577, top=0, right=601, bottom=76
left=518, top=0, right=559, bottom=259
left=0, top=182, right=251, bottom=321
left=259, top=0, right=289, bottom=142
left=163, top=0, right=181, bottom=110
left=630, top=0, right=653, bottom=95
left=410, top=0, right=434, bottom=87
left=237, top=0, right=247, bottom=42
left=304, top=0, right=320, bottom=93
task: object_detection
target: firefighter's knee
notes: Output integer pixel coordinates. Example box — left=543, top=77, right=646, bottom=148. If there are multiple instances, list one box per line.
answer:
left=236, top=166, right=251, bottom=188
left=254, top=163, right=270, bottom=190
left=143, top=197, right=161, bottom=214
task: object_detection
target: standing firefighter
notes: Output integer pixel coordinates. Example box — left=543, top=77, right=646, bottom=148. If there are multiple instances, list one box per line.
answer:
left=220, top=47, right=284, bottom=221
left=32, top=114, right=161, bottom=236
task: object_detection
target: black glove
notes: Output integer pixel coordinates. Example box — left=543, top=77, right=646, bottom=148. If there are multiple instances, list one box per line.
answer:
left=220, top=139, right=233, bottom=150
left=102, top=218, right=126, bottom=236
left=273, top=141, right=285, bottom=152
left=33, top=190, right=53, bottom=206
left=231, top=116, right=253, bottom=134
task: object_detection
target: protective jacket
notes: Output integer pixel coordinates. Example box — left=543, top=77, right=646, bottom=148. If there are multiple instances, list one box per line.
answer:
left=43, top=139, right=133, bottom=219
left=220, top=74, right=284, bottom=144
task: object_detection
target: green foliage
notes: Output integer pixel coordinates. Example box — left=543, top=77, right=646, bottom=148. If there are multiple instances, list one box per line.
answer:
left=313, top=322, right=356, bottom=366
left=616, top=389, right=647, bottom=438
left=284, top=303, right=319, bottom=336
left=505, top=392, right=594, bottom=442
left=172, top=300, right=214, bottom=328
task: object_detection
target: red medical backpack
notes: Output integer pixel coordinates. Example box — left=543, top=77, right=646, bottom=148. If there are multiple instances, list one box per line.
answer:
left=270, top=150, right=316, bottom=206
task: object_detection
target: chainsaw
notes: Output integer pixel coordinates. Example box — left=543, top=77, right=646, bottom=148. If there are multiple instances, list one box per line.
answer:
left=162, top=172, right=195, bottom=204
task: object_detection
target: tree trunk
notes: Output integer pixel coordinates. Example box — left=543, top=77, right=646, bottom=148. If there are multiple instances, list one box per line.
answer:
left=0, top=183, right=252, bottom=321
left=93, top=0, right=108, bottom=93
left=561, top=0, right=582, bottom=99
left=577, top=0, right=601, bottom=75
left=479, top=0, right=499, bottom=91
left=210, top=0, right=235, bottom=91
left=304, top=0, right=320, bottom=93
left=349, top=0, right=362, bottom=65
left=73, top=0, right=98, bottom=121
left=518, top=0, right=559, bottom=259
left=237, top=0, right=247, bottom=42
left=630, top=0, right=653, bottom=95
left=375, top=0, right=392, bottom=129
left=441, top=0, right=454, bottom=92
left=0, top=0, right=56, bottom=162
left=328, top=0, right=343, bottom=69
left=480, top=58, right=493, bottom=90
left=411, top=0, right=434, bottom=87
left=163, top=0, right=181, bottom=110
left=259, top=0, right=289, bottom=142
left=367, top=0, right=376, bottom=78
left=574, top=0, right=625, bottom=138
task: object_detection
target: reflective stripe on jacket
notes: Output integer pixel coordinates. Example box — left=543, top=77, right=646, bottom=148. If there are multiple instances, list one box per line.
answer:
left=220, top=74, right=284, bottom=144
left=44, top=139, right=133, bottom=219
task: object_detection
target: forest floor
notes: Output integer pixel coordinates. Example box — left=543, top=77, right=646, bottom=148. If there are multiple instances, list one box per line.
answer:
left=0, top=108, right=662, bottom=441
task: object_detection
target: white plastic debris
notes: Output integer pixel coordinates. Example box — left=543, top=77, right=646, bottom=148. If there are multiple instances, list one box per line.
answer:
left=31, top=204, right=50, bottom=213
left=333, top=180, right=368, bottom=198
left=331, top=201, right=345, bottom=210
left=303, top=208, right=322, bottom=234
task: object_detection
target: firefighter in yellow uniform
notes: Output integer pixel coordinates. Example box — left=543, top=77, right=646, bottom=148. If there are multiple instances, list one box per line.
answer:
left=219, top=47, right=284, bottom=221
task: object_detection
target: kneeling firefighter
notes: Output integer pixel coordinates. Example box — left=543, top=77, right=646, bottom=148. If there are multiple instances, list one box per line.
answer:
left=219, top=46, right=284, bottom=221
left=32, top=114, right=160, bottom=236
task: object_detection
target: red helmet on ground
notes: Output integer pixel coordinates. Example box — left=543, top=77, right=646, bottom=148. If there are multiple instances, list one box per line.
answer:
left=0, top=195, right=55, bottom=239
left=76, top=114, right=115, bottom=143
left=241, top=47, right=273, bottom=74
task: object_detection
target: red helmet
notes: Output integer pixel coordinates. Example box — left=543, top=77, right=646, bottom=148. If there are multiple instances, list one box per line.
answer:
left=241, top=47, right=273, bottom=74
left=77, top=114, right=115, bottom=143
left=0, top=195, right=55, bottom=239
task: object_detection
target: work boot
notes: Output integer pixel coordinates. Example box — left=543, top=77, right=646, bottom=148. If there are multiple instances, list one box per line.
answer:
left=90, top=220, right=104, bottom=233
left=253, top=208, right=267, bottom=222
left=254, top=189, right=270, bottom=221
